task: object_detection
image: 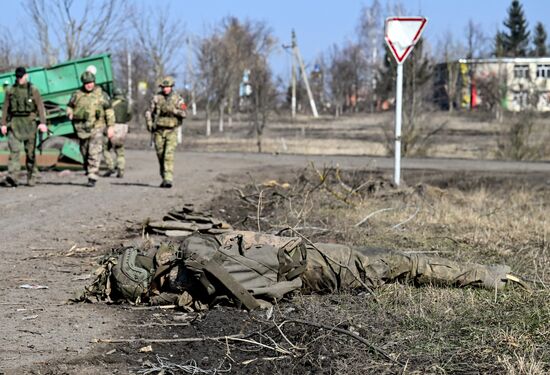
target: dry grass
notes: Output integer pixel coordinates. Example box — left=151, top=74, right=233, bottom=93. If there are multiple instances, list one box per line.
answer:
left=208, top=165, right=550, bottom=373
left=164, top=111, right=550, bottom=160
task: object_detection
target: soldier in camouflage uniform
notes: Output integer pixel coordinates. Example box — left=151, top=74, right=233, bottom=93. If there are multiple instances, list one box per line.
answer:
left=0, top=67, right=48, bottom=187
left=79, top=208, right=529, bottom=309
left=145, top=76, right=187, bottom=188
left=67, top=71, right=115, bottom=187
left=103, top=88, right=131, bottom=178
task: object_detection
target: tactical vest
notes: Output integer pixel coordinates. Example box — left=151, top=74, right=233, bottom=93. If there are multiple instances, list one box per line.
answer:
left=8, top=83, right=36, bottom=116
left=163, top=232, right=307, bottom=309
left=71, top=87, right=108, bottom=135
left=155, top=93, right=182, bottom=128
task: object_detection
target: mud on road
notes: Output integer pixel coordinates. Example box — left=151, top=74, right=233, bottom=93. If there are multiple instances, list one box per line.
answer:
left=1, top=150, right=548, bottom=374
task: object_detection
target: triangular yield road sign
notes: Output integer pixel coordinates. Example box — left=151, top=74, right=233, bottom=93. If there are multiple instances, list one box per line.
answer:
left=385, top=17, right=427, bottom=64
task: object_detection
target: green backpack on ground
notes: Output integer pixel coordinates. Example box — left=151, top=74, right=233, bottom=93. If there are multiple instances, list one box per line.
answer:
left=111, top=248, right=154, bottom=302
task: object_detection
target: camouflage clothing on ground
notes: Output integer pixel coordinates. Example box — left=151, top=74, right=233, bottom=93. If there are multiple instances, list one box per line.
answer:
left=78, top=207, right=527, bottom=309
left=67, top=86, right=115, bottom=180
left=1, top=82, right=46, bottom=184
left=145, top=89, right=186, bottom=183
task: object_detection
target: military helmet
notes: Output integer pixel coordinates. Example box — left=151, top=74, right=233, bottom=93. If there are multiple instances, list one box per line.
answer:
left=113, top=88, right=124, bottom=97
left=159, top=76, right=175, bottom=87
left=81, top=71, right=96, bottom=84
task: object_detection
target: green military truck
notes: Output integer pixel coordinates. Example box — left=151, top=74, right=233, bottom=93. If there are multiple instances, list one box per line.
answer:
left=0, top=54, right=114, bottom=167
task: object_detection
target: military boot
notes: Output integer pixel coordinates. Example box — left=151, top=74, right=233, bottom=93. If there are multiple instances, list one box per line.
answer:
left=160, top=180, right=172, bottom=188
left=5, top=175, right=18, bottom=187
left=86, top=178, right=96, bottom=188
left=116, top=169, right=124, bottom=178
left=102, top=169, right=115, bottom=177
left=27, top=173, right=36, bottom=187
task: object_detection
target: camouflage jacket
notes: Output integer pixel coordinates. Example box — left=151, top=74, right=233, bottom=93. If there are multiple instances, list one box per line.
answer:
left=145, top=91, right=187, bottom=129
left=67, top=86, right=115, bottom=138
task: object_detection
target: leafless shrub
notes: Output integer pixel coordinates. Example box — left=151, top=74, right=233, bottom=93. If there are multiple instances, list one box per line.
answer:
left=496, top=112, right=543, bottom=160
left=382, top=114, right=447, bottom=157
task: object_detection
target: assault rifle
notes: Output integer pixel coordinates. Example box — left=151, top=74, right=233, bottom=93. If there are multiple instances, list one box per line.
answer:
left=38, top=127, right=53, bottom=155
left=150, top=107, right=159, bottom=148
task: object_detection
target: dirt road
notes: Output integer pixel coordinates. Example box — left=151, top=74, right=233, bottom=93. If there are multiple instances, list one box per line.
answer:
left=1, top=150, right=548, bottom=373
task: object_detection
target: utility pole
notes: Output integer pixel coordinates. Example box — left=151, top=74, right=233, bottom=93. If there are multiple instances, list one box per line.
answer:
left=284, top=30, right=319, bottom=120
left=291, top=32, right=297, bottom=120
left=186, top=37, right=197, bottom=116
left=292, top=30, right=319, bottom=118
left=127, top=48, right=132, bottom=108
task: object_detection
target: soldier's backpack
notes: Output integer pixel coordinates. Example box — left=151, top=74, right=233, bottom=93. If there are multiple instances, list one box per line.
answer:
left=110, top=247, right=155, bottom=302
left=165, top=232, right=308, bottom=310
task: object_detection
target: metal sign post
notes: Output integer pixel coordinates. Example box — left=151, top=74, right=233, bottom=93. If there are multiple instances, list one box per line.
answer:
left=385, top=17, right=427, bottom=186
left=394, top=62, right=403, bottom=186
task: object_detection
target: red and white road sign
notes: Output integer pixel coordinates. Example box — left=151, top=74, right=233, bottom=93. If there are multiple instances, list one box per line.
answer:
left=385, top=17, right=427, bottom=64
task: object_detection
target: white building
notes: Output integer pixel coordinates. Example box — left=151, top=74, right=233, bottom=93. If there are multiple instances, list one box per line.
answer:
left=436, top=57, right=550, bottom=112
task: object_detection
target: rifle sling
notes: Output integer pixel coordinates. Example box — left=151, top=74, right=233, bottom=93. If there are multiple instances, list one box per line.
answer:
left=186, top=257, right=261, bottom=311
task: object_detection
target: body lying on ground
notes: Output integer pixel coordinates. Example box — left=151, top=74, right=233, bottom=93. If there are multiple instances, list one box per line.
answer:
left=77, top=208, right=528, bottom=310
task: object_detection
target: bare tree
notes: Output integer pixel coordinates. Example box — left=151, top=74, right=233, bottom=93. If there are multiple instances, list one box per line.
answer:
left=250, top=56, right=277, bottom=152
left=111, top=43, right=155, bottom=127
left=0, top=32, right=40, bottom=71
left=357, top=0, right=383, bottom=111
left=437, top=31, right=466, bottom=112
left=196, top=32, right=229, bottom=136
left=130, top=6, right=186, bottom=81
left=465, top=19, right=488, bottom=59
left=196, top=19, right=275, bottom=137
left=326, top=42, right=366, bottom=116
left=24, top=0, right=129, bottom=63
left=218, top=17, right=276, bottom=131
left=326, top=45, right=348, bottom=117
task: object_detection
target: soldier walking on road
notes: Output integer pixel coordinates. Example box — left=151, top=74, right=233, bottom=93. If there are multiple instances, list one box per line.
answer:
left=0, top=67, right=48, bottom=187
left=103, top=88, right=131, bottom=178
left=67, top=71, right=115, bottom=187
left=145, top=76, right=187, bottom=188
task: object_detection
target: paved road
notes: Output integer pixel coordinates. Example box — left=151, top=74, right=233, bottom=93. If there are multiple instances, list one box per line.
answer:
left=0, top=150, right=547, bottom=372
left=198, top=151, right=550, bottom=173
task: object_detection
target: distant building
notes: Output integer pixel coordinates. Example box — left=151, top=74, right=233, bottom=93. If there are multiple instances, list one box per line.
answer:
left=434, top=57, right=550, bottom=112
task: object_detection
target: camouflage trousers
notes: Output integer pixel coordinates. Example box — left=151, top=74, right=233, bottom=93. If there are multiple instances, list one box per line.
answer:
left=154, top=232, right=514, bottom=309
left=154, top=127, right=178, bottom=182
left=103, top=137, right=125, bottom=172
left=302, top=243, right=511, bottom=293
left=79, top=127, right=104, bottom=180
left=7, top=129, right=37, bottom=183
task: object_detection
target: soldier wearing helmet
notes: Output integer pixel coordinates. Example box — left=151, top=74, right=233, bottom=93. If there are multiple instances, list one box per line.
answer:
left=102, top=88, right=131, bottom=178
left=67, top=70, right=115, bottom=187
left=144, top=76, right=187, bottom=188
